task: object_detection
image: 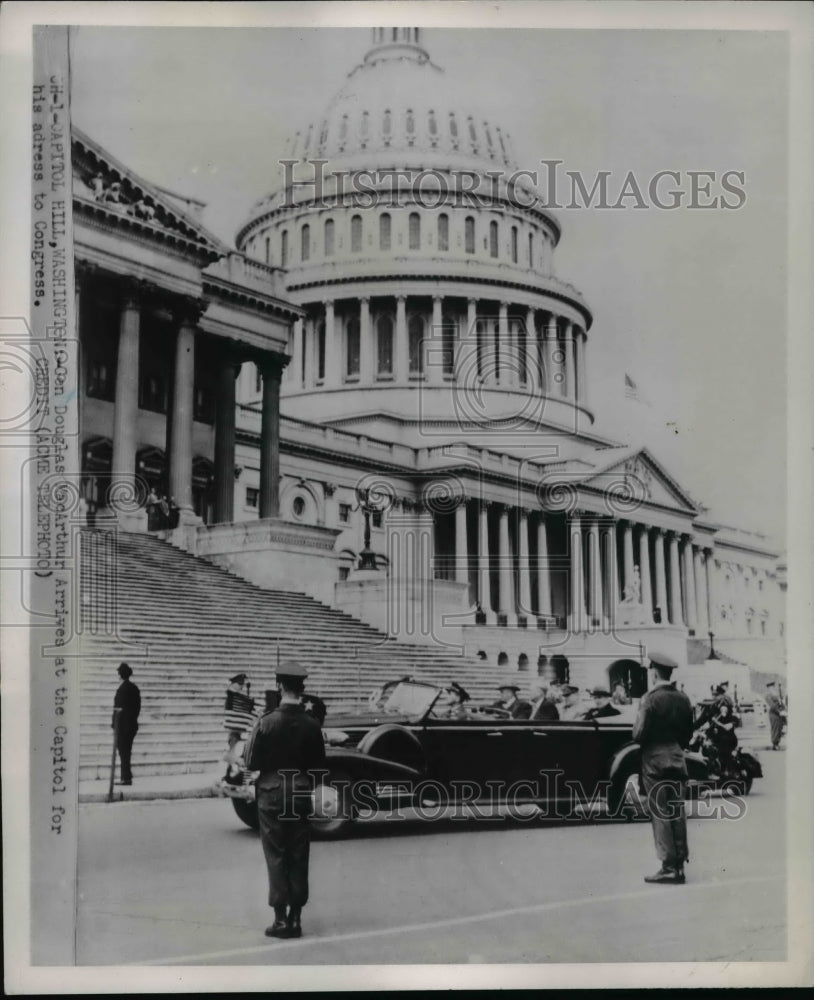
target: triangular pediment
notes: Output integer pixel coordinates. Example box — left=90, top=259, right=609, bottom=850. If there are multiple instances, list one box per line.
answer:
left=71, top=126, right=225, bottom=257
left=582, top=447, right=698, bottom=513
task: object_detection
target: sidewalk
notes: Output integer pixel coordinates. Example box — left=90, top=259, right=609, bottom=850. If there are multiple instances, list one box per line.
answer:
left=79, top=772, right=222, bottom=804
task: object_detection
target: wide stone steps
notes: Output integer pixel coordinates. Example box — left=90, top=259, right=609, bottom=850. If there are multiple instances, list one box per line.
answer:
left=78, top=530, right=522, bottom=778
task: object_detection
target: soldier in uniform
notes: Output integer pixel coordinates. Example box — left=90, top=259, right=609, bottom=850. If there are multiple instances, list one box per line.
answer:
left=245, top=660, right=327, bottom=939
left=632, top=651, right=694, bottom=885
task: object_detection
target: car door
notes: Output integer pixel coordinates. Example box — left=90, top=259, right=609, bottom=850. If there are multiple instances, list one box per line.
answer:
left=417, top=716, right=522, bottom=798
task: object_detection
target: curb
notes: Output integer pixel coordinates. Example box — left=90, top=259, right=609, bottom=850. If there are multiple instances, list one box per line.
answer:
left=79, top=785, right=220, bottom=804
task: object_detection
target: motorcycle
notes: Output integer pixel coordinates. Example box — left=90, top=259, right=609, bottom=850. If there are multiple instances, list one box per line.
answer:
left=687, top=727, right=762, bottom=796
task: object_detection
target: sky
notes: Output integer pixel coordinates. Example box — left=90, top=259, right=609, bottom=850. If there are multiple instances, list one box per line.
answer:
left=68, top=25, right=789, bottom=546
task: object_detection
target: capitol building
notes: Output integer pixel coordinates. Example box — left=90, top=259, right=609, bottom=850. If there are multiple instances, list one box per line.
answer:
left=75, top=28, right=784, bottom=699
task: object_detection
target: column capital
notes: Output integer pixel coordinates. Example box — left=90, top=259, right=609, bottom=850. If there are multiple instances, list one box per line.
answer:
left=118, top=275, right=153, bottom=310
left=322, top=298, right=334, bottom=309
left=396, top=294, right=407, bottom=305
left=467, top=297, right=478, bottom=307
left=359, top=295, right=370, bottom=306
left=432, top=294, right=443, bottom=304
left=258, top=354, right=287, bottom=380
left=172, top=295, right=206, bottom=326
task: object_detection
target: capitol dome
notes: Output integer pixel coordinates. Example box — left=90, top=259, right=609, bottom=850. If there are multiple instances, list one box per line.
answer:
left=236, top=28, right=594, bottom=441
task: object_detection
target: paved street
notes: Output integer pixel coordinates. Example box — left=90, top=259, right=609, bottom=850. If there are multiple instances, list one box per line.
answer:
left=76, top=752, right=786, bottom=967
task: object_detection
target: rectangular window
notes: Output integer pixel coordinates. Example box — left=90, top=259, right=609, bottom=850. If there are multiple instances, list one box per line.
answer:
left=325, top=219, right=335, bottom=256
left=281, top=230, right=288, bottom=268
left=372, top=511, right=383, bottom=528
left=379, top=214, right=391, bottom=251
left=317, top=323, right=326, bottom=381
left=489, top=221, right=499, bottom=258
left=346, top=322, right=360, bottom=377
left=339, top=503, right=351, bottom=523
left=511, top=226, right=518, bottom=263
left=528, top=231, right=534, bottom=268
left=465, top=217, right=475, bottom=254
left=265, top=236, right=271, bottom=264
left=438, top=214, right=449, bottom=251
left=339, top=566, right=350, bottom=581
left=351, top=215, right=362, bottom=253
left=301, top=225, right=310, bottom=262
left=87, top=356, right=115, bottom=401
left=409, top=212, right=421, bottom=250
left=246, top=487, right=259, bottom=508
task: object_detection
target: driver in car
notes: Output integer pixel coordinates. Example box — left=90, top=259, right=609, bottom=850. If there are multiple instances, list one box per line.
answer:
left=434, top=682, right=471, bottom=719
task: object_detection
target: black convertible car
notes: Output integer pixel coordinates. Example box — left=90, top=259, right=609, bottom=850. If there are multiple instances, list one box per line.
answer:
left=220, top=679, right=710, bottom=837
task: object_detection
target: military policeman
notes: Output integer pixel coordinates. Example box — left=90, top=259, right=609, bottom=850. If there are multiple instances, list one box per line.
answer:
left=245, top=660, right=327, bottom=939
left=632, top=651, right=694, bottom=885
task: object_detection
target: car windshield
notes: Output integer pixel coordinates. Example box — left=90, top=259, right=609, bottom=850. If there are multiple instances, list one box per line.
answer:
left=381, top=680, right=439, bottom=717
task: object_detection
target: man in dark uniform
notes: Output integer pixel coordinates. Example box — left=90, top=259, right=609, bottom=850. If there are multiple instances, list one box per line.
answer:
left=632, top=651, right=694, bottom=885
left=245, top=660, right=327, bottom=939
left=112, top=662, right=140, bottom=785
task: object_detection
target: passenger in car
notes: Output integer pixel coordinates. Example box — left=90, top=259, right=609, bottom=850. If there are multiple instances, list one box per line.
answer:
left=529, top=681, right=560, bottom=721
left=582, top=686, right=623, bottom=720
left=557, top=684, right=582, bottom=721
left=493, top=683, right=532, bottom=719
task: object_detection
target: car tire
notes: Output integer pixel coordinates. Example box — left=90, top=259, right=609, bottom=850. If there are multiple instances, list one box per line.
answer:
left=231, top=797, right=259, bottom=831
left=311, top=771, right=355, bottom=839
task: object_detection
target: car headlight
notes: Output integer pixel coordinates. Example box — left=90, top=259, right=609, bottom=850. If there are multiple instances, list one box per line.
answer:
left=323, top=729, right=350, bottom=746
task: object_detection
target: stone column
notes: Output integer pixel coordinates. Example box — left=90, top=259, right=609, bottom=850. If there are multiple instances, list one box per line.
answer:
left=569, top=513, right=586, bottom=632
left=429, top=295, right=444, bottom=385
left=111, top=287, right=141, bottom=486
left=705, top=549, right=716, bottom=631
left=259, top=358, right=283, bottom=519
left=290, top=319, right=303, bottom=388
left=684, top=539, right=698, bottom=632
left=526, top=307, right=539, bottom=393
left=544, top=312, right=558, bottom=396
left=168, top=307, right=198, bottom=519
left=213, top=358, right=238, bottom=523
left=498, top=302, right=510, bottom=386
left=517, top=508, right=531, bottom=617
left=654, top=529, right=668, bottom=624
left=638, top=525, right=654, bottom=624
left=359, top=297, right=373, bottom=383
left=477, top=501, right=495, bottom=623
left=498, top=505, right=515, bottom=622
left=562, top=320, right=574, bottom=400
left=622, top=520, right=635, bottom=598
left=455, top=499, right=469, bottom=586
left=604, top=520, right=619, bottom=626
left=695, top=547, right=709, bottom=632
left=588, top=517, right=603, bottom=625
left=536, top=513, right=552, bottom=617
left=324, top=300, right=339, bottom=387
left=669, top=533, right=683, bottom=625
left=396, top=295, right=408, bottom=382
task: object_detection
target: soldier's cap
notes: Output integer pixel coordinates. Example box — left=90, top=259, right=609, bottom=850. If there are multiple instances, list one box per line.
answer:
left=449, top=681, right=471, bottom=701
left=229, top=673, right=248, bottom=684
left=589, top=686, right=611, bottom=698
left=276, top=659, right=308, bottom=679
left=648, top=651, right=678, bottom=671
left=498, top=682, right=521, bottom=692
left=766, top=681, right=776, bottom=687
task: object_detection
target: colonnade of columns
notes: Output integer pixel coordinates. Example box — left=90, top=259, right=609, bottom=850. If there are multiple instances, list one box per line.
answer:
left=83, top=274, right=285, bottom=524
left=287, top=294, right=588, bottom=405
left=444, top=500, right=713, bottom=633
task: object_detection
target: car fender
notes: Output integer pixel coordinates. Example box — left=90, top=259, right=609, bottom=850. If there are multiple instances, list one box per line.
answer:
left=608, top=741, right=641, bottom=783
left=356, top=724, right=426, bottom=772
left=325, top=745, right=422, bottom=782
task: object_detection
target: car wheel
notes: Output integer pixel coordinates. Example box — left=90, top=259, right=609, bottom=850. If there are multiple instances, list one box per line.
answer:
left=608, top=768, right=649, bottom=821
left=231, top=797, right=259, bottom=831
left=311, top=771, right=355, bottom=839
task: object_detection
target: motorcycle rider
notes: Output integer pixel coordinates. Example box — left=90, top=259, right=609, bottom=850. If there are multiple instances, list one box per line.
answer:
left=707, top=701, right=738, bottom=774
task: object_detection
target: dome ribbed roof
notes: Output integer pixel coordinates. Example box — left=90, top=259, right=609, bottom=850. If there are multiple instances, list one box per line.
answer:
left=286, top=28, right=518, bottom=172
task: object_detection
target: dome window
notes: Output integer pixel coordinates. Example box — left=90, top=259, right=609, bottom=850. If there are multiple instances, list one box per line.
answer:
left=406, top=108, right=415, bottom=138
left=449, top=113, right=458, bottom=139
left=383, top=109, right=392, bottom=137
left=409, top=212, right=421, bottom=250
left=319, top=120, right=329, bottom=152
left=376, top=315, right=394, bottom=375
left=304, top=124, right=313, bottom=155
left=350, top=214, right=363, bottom=253
left=468, top=117, right=478, bottom=144
left=408, top=315, right=425, bottom=375
left=264, top=236, right=270, bottom=265
left=346, top=316, right=360, bottom=378
left=360, top=111, right=370, bottom=144
left=339, top=115, right=348, bottom=142
left=428, top=110, right=438, bottom=135
left=292, top=496, right=306, bottom=518
left=280, top=230, right=289, bottom=268
left=379, top=212, right=391, bottom=251
left=489, top=220, right=499, bottom=258
left=465, top=216, right=475, bottom=254
left=485, top=124, right=495, bottom=154
left=497, top=128, right=508, bottom=160
left=511, top=225, right=518, bottom=263
left=324, top=219, right=335, bottom=257
left=316, top=320, right=326, bottom=381
left=437, top=213, right=449, bottom=252
left=301, top=223, right=311, bottom=262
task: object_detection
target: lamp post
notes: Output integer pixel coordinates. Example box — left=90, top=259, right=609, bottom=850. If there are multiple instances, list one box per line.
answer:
left=353, top=482, right=393, bottom=571
left=708, top=630, right=719, bottom=660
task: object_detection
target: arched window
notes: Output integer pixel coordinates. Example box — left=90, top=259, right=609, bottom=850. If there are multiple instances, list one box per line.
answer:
left=497, top=652, right=509, bottom=667
left=379, top=212, right=391, bottom=251
left=489, top=220, right=499, bottom=258
left=408, top=314, right=425, bottom=374
left=465, top=216, right=475, bottom=254
left=437, top=213, right=449, bottom=252
left=281, top=230, right=289, bottom=268
left=409, top=212, right=421, bottom=250
left=324, top=218, right=335, bottom=257
left=346, top=316, right=360, bottom=377
left=301, top=224, right=310, bottom=262
left=350, top=214, right=362, bottom=253
left=528, top=231, right=534, bottom=268
left=518, top=653, right=529, bottom=672
left=511, top=226, right=518, bottom=263
left=376, top=315, right=394, bottom=375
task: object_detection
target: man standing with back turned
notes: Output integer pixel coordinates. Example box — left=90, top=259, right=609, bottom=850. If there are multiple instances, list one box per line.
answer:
left=632, top=651, right=694, bottom=885
left=245, top=660, right=327, bottom=939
